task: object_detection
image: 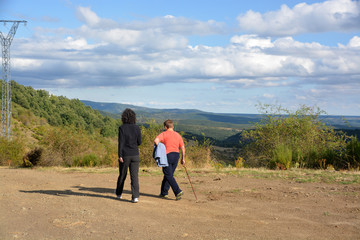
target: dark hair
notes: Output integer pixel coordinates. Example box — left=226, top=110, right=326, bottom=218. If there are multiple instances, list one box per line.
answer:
left=164, top=119, right=174, bottom=128
left=121, top=108, right=136, bottom=124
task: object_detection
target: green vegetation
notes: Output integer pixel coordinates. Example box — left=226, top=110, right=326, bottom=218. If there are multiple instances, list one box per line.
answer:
left=240, top=104, right=359, bottom=170
left=10, top=80, right=121, bottom=137
left=0, top=138, right=24, bottom=166
left=185, top=136, right=213, bottom=168
left=0, top=81, right=359, bottom=172
left=345, top=136, right=360, bottom=169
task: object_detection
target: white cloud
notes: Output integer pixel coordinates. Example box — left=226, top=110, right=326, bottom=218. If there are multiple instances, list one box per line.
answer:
left=129, top=15, right=227, bottom=36
left=237, top=0, right=360, bottom=36
left=76, top=6, right=101, bottom=27
left=348, top=36, right=360, bottom=47
left=9, top=4, right=360, bottom=115
left=230, top=34, right=273, bottom=49
left=13, top=31, right=360, bottom=91
left=64, top=36, right=93, bottom=50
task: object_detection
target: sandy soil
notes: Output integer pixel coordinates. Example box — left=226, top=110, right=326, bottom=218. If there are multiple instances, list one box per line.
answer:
left=0, top=167, right=359, bottom=240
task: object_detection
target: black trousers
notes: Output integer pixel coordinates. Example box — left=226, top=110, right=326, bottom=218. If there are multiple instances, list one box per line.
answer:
left=116, top=155, right=140, bottom=199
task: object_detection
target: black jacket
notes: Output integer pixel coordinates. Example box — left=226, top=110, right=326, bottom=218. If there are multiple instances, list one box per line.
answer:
left=118, top=124, right=142, bottom=158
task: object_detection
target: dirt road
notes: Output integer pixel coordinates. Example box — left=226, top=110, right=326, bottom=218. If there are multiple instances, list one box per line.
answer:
left=0, top=167, right=359, bottom=239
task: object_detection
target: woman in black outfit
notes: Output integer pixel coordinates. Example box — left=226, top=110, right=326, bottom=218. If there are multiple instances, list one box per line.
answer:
left=115, top=108, right=142, bottom=203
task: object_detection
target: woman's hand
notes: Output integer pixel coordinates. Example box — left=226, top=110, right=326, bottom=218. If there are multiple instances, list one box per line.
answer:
left=119, top=157, right=124, bottom=163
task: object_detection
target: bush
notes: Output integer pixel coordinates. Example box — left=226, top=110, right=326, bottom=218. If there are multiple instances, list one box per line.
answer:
left=73, top=154, right=100, bottom=167
left=185, top=137, right=212, bottom=168
left=242, top=104, right=348, bottom=169
left=0, top=138, right=24, bottom=166
left=41, top=127, right=83, bottom=166
left=40, top=126, right=115, bottom=167
left=346, top=136, right=360, bottom=170
left=235, top=156, right=244, bottom=168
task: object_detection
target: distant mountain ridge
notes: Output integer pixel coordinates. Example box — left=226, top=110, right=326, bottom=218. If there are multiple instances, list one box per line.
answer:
left=81, top=100, right=360, bottom=141
left=81, top=100, right=360, bottom=126
left=80, top=100, right=261, bottom=122
left=81, top=100, right=262, bottom=140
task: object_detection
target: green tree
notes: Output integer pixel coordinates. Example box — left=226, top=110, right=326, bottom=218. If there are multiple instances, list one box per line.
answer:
left=11, top=81, right=116, bottom=137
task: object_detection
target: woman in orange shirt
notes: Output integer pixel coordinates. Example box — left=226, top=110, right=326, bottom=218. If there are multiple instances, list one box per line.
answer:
left=154, top=119, right=186, bottom=200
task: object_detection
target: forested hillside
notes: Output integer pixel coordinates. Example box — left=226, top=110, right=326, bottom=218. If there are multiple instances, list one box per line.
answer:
left=0, top=81, right=118, bottom=167
left=0, top=81, right=213, bottom=168
left=10, top=81, right=120, bottom=137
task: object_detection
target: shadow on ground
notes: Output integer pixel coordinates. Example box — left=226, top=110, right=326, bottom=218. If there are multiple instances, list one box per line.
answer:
left=20, top=185, right=160, bottom=202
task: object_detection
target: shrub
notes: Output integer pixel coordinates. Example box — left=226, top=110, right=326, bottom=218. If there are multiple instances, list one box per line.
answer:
left=185, top=137, right=212, bottom=168
left=242, top=104, right=348, bottom=169
left=346, top=136, right=360, bottom=170
left=0, top=138, right=24, bottom=166
left=40, top=126, right=112, bottom=167
left=235, top=156, right=244, bottom=168
left=73, top=154, right=100, bottom=167
left=41, top=127, right=82, bottom=166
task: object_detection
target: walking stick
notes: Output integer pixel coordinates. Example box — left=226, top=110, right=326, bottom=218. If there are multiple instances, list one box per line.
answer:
left=183, top=165, right=198, bottom=201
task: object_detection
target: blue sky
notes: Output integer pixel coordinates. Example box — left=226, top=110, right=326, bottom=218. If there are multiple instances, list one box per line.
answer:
left=1, top=0, right=359, bottom=115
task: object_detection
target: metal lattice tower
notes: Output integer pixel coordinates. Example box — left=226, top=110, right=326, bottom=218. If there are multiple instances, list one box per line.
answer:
left=0, top=20, right=26, bottom=140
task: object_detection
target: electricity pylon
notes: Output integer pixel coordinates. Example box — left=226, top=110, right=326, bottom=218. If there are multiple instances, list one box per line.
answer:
left=0, top=20, right=26, bottom=140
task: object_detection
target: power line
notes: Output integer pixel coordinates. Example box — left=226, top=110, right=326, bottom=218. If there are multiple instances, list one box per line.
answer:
left=0, top=20, right=27, bottom=141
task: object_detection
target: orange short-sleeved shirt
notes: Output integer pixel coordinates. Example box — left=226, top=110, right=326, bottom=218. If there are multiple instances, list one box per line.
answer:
left=157, top=130, right=184, bottom=154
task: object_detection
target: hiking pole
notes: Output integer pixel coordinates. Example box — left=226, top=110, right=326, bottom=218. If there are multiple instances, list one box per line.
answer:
left=183, top=165, right=198, bottom=201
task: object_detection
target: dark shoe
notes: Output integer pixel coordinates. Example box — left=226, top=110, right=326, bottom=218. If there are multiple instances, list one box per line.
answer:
left=159, top=194, right=169, bottom=199
left=176, top=191, right=184, bottom=200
